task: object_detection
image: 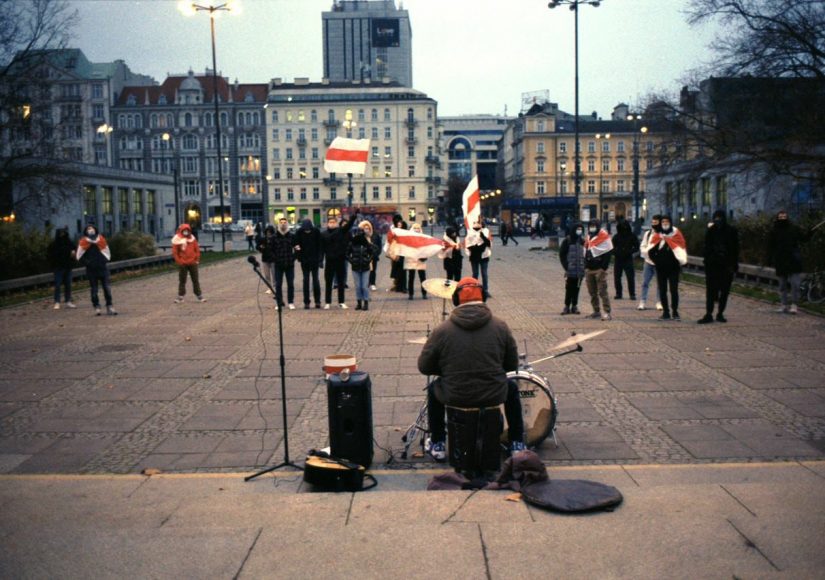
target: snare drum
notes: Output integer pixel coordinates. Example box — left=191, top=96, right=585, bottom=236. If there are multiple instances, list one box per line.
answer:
left=502, top=370, right=558, bottom=448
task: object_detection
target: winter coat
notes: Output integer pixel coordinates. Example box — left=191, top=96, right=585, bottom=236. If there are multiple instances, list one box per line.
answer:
left=270, top=229, right=298, bottom=268
left=648, top=229, right=682, bottom=274
left=559, top=235, right=586, bottom=278
left=256, top=232, right=277, bottom=263
left=359, top=221, right=382, bottom=263
left=48, top=230, right=76, bottom=270
left=704, top=218, right=740, bottom=272
left=768, top=220, right=808, bottom=276
left=418, top=302, right=519, bottom=408
left=321, top=214, right=356, bottom=261
left=172, top=224, right=201, bottom=267
left=347, top=237, right=373, bottom=272
left=611, top=221, right=640, bottom=261
left=294, top=222, right=323, bottom=267
left=640, top=229, right=657, bottom=266
left=441, top=233, right=463, bottom=270
left=465, top=227, right=492, bottom=262
left=76, top=226, right=111, bottom=275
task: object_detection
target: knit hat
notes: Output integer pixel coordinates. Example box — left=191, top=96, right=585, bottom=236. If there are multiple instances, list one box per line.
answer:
left=456, top=277, right=484, bottom=304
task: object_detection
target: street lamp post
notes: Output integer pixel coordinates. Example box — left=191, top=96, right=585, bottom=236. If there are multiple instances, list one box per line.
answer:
left=548, top=0, right=602, bottom=222
left=162, top=132, right=180, bottom=227
left=595, top=132, right=610, bottom=222
left=627, top=113, right=648, bottom=233
left=96, top=123, right=113, bottom=166
left=182, top=1, right=234, bottom=251
left=343, top=109, right=357, bottom=209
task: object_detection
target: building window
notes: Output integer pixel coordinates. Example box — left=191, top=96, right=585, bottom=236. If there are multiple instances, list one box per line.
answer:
left=408, top=186, right=416, bottom=199
left=287, top=188, right=294, bottom=201
left=716, top=175, right=728, bottom=207
left=536, top=181, right=546, bottom=195
left=312, top=187, right=320, bottom=200
left=330, top=187, right=336, bottom=200
left=371, top=127, right=379, bottom=140
left=602, top=159, right=610, bottom=172
left=300, top=187, right=307, bottom=200
left=617, top=179, right=625, bottom=192
left=311, top=147, right=319, bottom=160
left=537, top=142, right=545, bottom=154
left=272, top=129, right=279, bottom=141
left=83, top=185, right=96, bottom=216
left=286, top=167, right=293, bottom=179
left=701, top=177, right=712, bottom=206
left=588, top=141, right=596, bottom=153
left=358, top=127, right=366, bottom=139
left=407, top=146, right=414, bottom=158
left=537, top=160, right=545, bottom=173
left=285, top=129, right=293, bottom=141
left=601, top=179, right=610, bottom=192
left=560, top=180, right=568, bottom=194
left=311, top=110, right=317, bottom=122
left=312, top=167, right=319, bottom=179
left=372, top=186, right=380, bottom=200
left=101, top=187, right=113, bottom=214
left=286, top=148, right=293, bottom=160
left=408, top=165, right=415, bottom=177
left=617, top=141, right=625, bottom=153
left=587, top=180, right=596, bottom=193
left=372, top=146, right=379, bottom=158
left=385, top=186, right=392, bottom=200
left=384, top=108, right=391, bottom=121
left=617, top=158, right=625, bottom=172
left=272, top=148, right=280, bottom=160
left=311, top=128, right=318, bottom=141
left=273, top=187, right=281, bottom=201
left=602, top=141, right=610, bottom=153
left=371, top=108, right=378, bottom=121
left=559, top=142, right=567, bottom=154
left=537, top=120, right=545, bottom=132
left=586, top=159, right=594, bottom=172
left=385, top=146, right=393, bottom=158
left=271, top=110, right=279, bottom=123
left=118, top=188, right=129, bottom=213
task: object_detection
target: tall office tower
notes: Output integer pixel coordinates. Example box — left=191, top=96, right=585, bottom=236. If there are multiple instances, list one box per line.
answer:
left=322, top=0, right=412, bottom=87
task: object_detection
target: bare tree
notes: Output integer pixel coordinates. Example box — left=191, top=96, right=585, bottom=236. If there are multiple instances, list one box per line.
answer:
left=0, top=0, right=80, bottom=221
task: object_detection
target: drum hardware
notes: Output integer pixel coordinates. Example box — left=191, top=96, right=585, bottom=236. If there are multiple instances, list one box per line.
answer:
left=548, top=329, right=607, bottom=352
left=422, top=277, right=458, bottom=321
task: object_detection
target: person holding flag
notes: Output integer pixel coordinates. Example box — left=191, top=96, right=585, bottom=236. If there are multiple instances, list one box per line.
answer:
left=76, top=224, right=116, bottom=316
left=465, top=218, right=493, bottom=299
left=584, top=218, right=614, bottom=320
left=648, top=215, right=688, bottom=321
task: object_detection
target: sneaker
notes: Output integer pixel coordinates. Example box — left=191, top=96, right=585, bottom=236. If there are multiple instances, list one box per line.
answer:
left=588, top=312, right=601, bottom=319
left=659, top=312, right=671, bottom=320
left=197, top=296, right=207, bottom=303
left=510, top=441, right=527, bottom=454
left=174, top=297, right=184, bottom=304
left=602, top=312, right=612, bottom=321
left=66, top=301, right=76, bottom=309
left=637, top=301, right=646, bottom=311
left=697, top=314, right=714, bottom=324
left=571, top=306, right=580, bottom=314
left=338, top=303, right=348, bottom=309
left=424, top=438, right=447, bottom=462
left=106, top=306, right=117, bottom=316
left=614, top=295, right=622, bottom=300
left=323, top=303, right=331, bottom=310
left=304, top=304, right=311, bottom=310
left=672, top=311, right=681, bottom=321
left=265, top=289, right=272, bottom=295
left=315, top=303, right=322, bottom=309
left=789, top=304, right=798, bottom=315
left=370, top=285, right=377, bottom=291
left=560, top=306, right=570, bottom=315
left=776, top=305, right=790, bottom=313
left=715, top=313, right=727, bottom=323
left=656, top=302, right=663, bottom=311
left=53, top=303, right=60, bottom=310
left=288, top=303, right=296, bottom=310
left=95, top=307, right=102, bottom=316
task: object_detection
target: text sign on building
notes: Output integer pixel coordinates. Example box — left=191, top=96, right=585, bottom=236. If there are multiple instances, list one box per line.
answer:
left=372, top=18, right=400, bottom=47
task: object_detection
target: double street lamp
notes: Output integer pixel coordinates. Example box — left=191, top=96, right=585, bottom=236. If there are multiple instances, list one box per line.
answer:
left=180, top=1, right=235, bottom=250
left=627, top=113, right=648, bottom=232
left=162, top=132, right=180, bottom=227
left=548, top=0, right=602, bottom=222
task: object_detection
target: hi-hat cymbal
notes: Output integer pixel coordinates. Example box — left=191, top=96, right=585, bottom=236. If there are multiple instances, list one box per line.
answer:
left=550, top=329, right=607, bottom=351
left=407, top=337, right=428, bottom=344
left=422, top=278, right=458, bottom=299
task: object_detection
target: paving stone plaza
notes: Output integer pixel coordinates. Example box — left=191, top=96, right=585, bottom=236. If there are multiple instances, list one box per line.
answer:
left=1, top=236, right=824, bottom=475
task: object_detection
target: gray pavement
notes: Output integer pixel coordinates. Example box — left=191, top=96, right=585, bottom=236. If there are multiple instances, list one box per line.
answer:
left=3, top=236, right=825, bottom=577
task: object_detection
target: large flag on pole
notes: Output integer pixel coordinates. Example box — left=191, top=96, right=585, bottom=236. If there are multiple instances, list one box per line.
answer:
left=462, top=175, right=480, bottom=230
left=385, top=227, right=445, bottom=261
left=324, top=137, right=370, bottom=175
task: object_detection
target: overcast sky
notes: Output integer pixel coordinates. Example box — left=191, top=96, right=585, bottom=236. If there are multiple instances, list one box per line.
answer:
left=69, top=0, right=719, bottom=117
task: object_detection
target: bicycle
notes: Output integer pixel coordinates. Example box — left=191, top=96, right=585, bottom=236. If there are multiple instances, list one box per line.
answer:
left=800, top=270, right=825, bottom=304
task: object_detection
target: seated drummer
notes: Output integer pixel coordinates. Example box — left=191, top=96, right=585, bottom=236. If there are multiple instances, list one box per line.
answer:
left=417, top=276, right=526, bottom=462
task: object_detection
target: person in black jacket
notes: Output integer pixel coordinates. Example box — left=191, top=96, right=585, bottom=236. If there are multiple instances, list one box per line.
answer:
left=441, top=225, right=463, bottom=281
left=256, top=225, right=277, bottom=295
left=321, top=212, right=357, bottom=309
left=295, top=219, right=323, bottom=309
left=76, top=224, right=116, bottom=315
left=48, top=227, right=77, bottom=309
left=768, top=210, right=811, bottom=314
left=270, top=217, right=298, bottom=310
left=584, top=218, right=613, bottom=320
left=359, top=220, right=382, bottom=291
left=648, top=215, right=687, bottom=321
left=389, top=214, right=407, bottom=293
left=699, top=210, right=740, bottom=323
left=347, top=226, right=373, bottom=310
left=611, top=219, right=640, bottom=300
left=558, top=222, right=585, bottom=315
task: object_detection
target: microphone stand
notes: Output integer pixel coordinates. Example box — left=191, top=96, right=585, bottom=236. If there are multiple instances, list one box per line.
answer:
left=245, top=256, right=303, bottom=481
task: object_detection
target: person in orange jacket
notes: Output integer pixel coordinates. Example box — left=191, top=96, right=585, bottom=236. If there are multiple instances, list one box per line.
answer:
left=172, top=224, right=206, bottom=303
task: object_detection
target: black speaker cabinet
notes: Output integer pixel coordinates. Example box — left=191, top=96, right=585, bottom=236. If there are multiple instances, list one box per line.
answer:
left=327, top=371, right=373, bottom=468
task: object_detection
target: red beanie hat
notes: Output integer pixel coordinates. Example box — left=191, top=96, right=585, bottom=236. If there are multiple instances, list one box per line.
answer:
left=456, top=277, right=484, bottom=304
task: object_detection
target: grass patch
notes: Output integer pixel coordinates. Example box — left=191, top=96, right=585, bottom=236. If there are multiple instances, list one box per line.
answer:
left=0, top=252, right=243, bottom=309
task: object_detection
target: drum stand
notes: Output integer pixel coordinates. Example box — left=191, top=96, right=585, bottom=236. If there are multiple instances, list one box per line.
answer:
left=245, top=257, right=303, bottom=481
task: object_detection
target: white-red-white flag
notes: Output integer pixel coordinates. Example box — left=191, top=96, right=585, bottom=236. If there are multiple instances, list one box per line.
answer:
left=650, top=228, right=688, bottom=265
left=385, top=227, right=445, bottom=261
left=585, top=229, right=613, bottom=258
left=324, top=137, right=370, bottom=175
left=462, top=176, right=480, bottom=231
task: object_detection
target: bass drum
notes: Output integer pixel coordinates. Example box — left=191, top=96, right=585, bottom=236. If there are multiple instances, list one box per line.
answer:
left=502, top=371, right=558, bottom=448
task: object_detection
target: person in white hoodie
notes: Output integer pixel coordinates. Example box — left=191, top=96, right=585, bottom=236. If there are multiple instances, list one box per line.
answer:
left=637, top=214, right=663, bottom=311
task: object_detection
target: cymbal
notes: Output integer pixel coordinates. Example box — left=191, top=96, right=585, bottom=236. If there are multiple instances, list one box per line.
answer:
left=550, top=329, right=607, bottom=351
left=422, top=278, right=458, bottom=299
left=407, top=337, right=428, bottom=344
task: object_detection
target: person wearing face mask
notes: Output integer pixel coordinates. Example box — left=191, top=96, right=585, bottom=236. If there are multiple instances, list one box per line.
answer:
left=648, top=215, right=687, bottom=320
left=321, top=211, right=358, bottom=309
left=76, top=224, right=116, bottom=315
left=583, top=218, right=614, bottom=320
left=172, top=223, right=205, bottom=304
left=359, top=220, right=382, bottom=291
left=440, top=225, right=463, bottom=281
left=638, top=215, right=663, bottom=311
left=611, top=218, right=640, bottom=301
left=347, top=226, right=373, bottom=310
left=767, top=210, right=811, bottom=314
left=48, top=227, right=77, bottom=310
left=699, top=210, right=740, bottom=323
left=558, top=222, right=586, bottom=315
left=294, top=219, right=323, bottom=309
left=404, top=222, right=430, bottom=300
left=269, top=217, right=299, bottom=310
left=388, top=214, right=407, bottom=293
left=465, top=218, right=492, bottom=299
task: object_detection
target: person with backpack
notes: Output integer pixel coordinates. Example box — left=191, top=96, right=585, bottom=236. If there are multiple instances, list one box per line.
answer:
left=558, top=222, right=586, bottom=315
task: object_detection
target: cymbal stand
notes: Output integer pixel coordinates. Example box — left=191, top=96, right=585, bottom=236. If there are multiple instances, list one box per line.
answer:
left=401, top=324, right=431, bottom=459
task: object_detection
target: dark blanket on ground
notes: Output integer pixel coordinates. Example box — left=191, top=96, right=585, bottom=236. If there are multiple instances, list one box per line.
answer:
left=427, top=451, right=622, bottom=513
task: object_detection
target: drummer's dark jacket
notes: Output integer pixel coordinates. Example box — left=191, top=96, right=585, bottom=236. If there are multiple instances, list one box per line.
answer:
left=418, top=302, right=519, bottom=408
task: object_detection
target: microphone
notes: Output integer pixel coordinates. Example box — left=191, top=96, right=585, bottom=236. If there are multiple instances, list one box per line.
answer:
left=247, top=255, right=260, bottom=268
